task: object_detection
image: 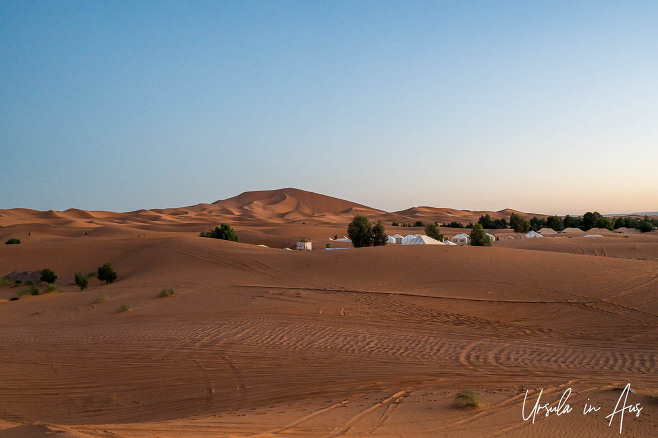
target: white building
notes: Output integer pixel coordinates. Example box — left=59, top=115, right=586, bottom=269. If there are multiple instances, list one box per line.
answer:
left=451, top=233, right=470, bottom=245
left=296, top=240, right=312, bottom=250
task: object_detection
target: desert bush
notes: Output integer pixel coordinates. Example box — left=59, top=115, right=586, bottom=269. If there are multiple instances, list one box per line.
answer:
left=372, top=220, right=388, bottom=246
left=413, top=220, right=425, bottom=227
left=200, top=223, right=239, bottom=241
left=40, top=268, right=57, bottom=284
left=94, top=295, right=109, bottom=303
left=74, top=272, right=89, bottom=290
left=118, top=304, right=132, bottom=312
left=510, top=213, right=530, bottom=233
left=44, top=284, right=63, bottom=293
left=392, top=222, right=399, bottom=227
left=97, top=263, right=117, bottom=284
left=326, top=243, right=331, bottom=248
left=0, top=277, right=14, bottom=286
left=425, top=223, right=444, bottom=241
left=348, top=215, right=374, bottom=248
left=5, top=238, right=21, bottom=245
left=159, top=288, right=177, bottom=298
left=470, top=224, right=491, bottom=246
left=454, top=390, right=482, bottom=408
left=17, top=284, right=40, bottom=298
left=639, top=220, right=653, bottom=233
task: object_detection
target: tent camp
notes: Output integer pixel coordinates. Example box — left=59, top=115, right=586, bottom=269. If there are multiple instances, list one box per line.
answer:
left=486, top=233, right=496, bottom=243
left=538, top=228, right=557, bottom=235
left=524, top=231, right=543, bottom=238
left=403, top=234, right=443, bottom=245
left=334, top=237, right=352, bottom=242
left=392, top=234, right=404, bottom=244
left=402, top=234, right=420, bottom=245
left=443, top=240, right=458, bottom=246
left=561, top=227, right=584, bottom=234
left=615, top=227, right=640, bottom=235
left=451, top=233, right=470, bottom=245
left=386, top=235, right=396, bottom=244
left=585, top=228, right=613, bottom=235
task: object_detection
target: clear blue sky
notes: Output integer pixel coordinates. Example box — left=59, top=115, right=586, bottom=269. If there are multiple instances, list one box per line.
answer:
left=1, top=1, right=657, bottom=215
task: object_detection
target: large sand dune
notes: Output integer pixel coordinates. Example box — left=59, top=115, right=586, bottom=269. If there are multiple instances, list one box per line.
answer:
left=1, top=190, right=656, bottom=437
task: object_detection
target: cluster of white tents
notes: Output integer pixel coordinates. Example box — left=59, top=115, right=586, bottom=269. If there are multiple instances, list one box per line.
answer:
left=330, top=233, right=490, bottom=246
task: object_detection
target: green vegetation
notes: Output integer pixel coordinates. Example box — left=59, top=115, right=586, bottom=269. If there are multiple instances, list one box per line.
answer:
left=40, top=269, right=57, bottom=284
left=97, top=263, right=117, bottom=284
left=118, top=304, right=132, bottom=312
left=0, top=277, right=15, bottom=286
left=200, top=223, right=239, bottom=241
left=44, top=284, right=63, bottom=293
left=413, top=220, right=425, bottom=227
left=478, top=214, right=507, bottom=229
left=159, top=288, right=177, bottom=298
left=425, top=223, right=444, bottom=241
left=325, top=243, right=331, bottom=248
left=546, top=215, right=563, bottom=231
left=17, top=283, right=39, bottom=298
left=469, top=223, right=491, bottom=247
left=442, top=221, right=465, bottom=228
left=5, top=238, right=21, bottom=245
left=94, top=295, right=109, bottom=303
left=454, top=390, right=482, bottom=408
left=639, top=220, right=653, bottom=233
left=74, top=272, right=90, bottom=290
left=391, top=222, right=399, bottom=227
left=347, top=216, right=387, bottom=247
left=372, top=220, right=388, bottom=246
left=529, top=216, right=547, bottom=231
left=510, top=213, right=530, bottom=233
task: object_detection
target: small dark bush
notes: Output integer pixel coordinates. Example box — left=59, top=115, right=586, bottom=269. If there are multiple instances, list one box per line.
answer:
left=97, top=263, right=117, bottom=284
left=74, top=272, right=89, bottom=290
left=392, top=222, right=399, bottom=227
left=326, top=243, right=331, bottom=248
left=470, top=224, right=491, bottom=247
left=40, top=269, right=58, bottom=284
left=5, top=238, right=21, bottom=245
left=159, top=288, right=177, bottom=298
left=413, top=220, right=425, bottom=227
left=200, top=223, right=239, bottom=241
left=118, top=304, right=132, bottom=312
left=44, top=284, right=62, bottom=293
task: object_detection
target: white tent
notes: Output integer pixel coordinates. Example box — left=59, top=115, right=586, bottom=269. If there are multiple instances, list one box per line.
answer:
left=451, top=233, right=470, bottom=245
left=538, top=227, right=557, bottom=235
left=401, top=234, right=419, bottom=244
left=386, top=235, right=396, bottom=244
left=524, top=231, right=543, bottom=238
left=486, top=233, right=496, bottom=243
left=334, top=237, right=352, bottom=242
left=562, top=227, right=584, bottom=234
left=443, top=240, right=458, bottom=246
left=404, top=234, right=443, bottom=245
left=584, top=234, right=604, bottom=238
left=392, top=234, right=404, bottom=244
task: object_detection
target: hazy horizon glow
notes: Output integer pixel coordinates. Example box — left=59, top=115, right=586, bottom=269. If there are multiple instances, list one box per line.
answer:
left=1, top=1, right=657, bottom=216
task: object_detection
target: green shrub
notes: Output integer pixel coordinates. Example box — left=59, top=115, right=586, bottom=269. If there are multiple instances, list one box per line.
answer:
left=413, top=220, right=425, bottom=227
left=74, top=272, right=89, bottom=290
left=44, top=284, right=63, bottom=293
left=639, top=220, right=653, bottom=233
left=510, top=213, right=530, bottom=233
left=392, top=222, right=399, bottom=227
left=118, top=304, right=132, bottom=312
left=425, top=223, right=444, bottom=241
left=97, top=263, right=117, bottom=284
left=348, top=215, right=374, bottom=248
left=159, top=288, right=177, bottom=298
left=94, top=295, right=109, bottom=303
left=17, top=284, right=40, bottom=298
left=470, top=224, right=491, bottom=246
left=372, top=220, right=388, bottom=246
left=454, top=390, right=482, bottom=408
left=5, top=238, right=21, bottom=245
left=326, top=243, right=331, bottom=248
left=200, top=223, right=239, bottom=241
left=40, top=268, right=57, bottom=284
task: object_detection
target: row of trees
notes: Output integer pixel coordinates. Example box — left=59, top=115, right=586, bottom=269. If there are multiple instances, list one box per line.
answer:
left=440, top=212, right=656, bottom=234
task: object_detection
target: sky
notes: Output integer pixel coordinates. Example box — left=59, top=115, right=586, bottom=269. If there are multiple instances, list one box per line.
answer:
left=1, top=1, right=657, bottom=215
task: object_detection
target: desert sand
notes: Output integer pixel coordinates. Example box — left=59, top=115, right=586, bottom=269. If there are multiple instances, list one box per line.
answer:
left=1, top=189, right=656, bottom=437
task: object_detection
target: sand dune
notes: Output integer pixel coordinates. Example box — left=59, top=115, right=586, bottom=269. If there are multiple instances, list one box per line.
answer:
left=0, top=190, right=656, bottom=436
